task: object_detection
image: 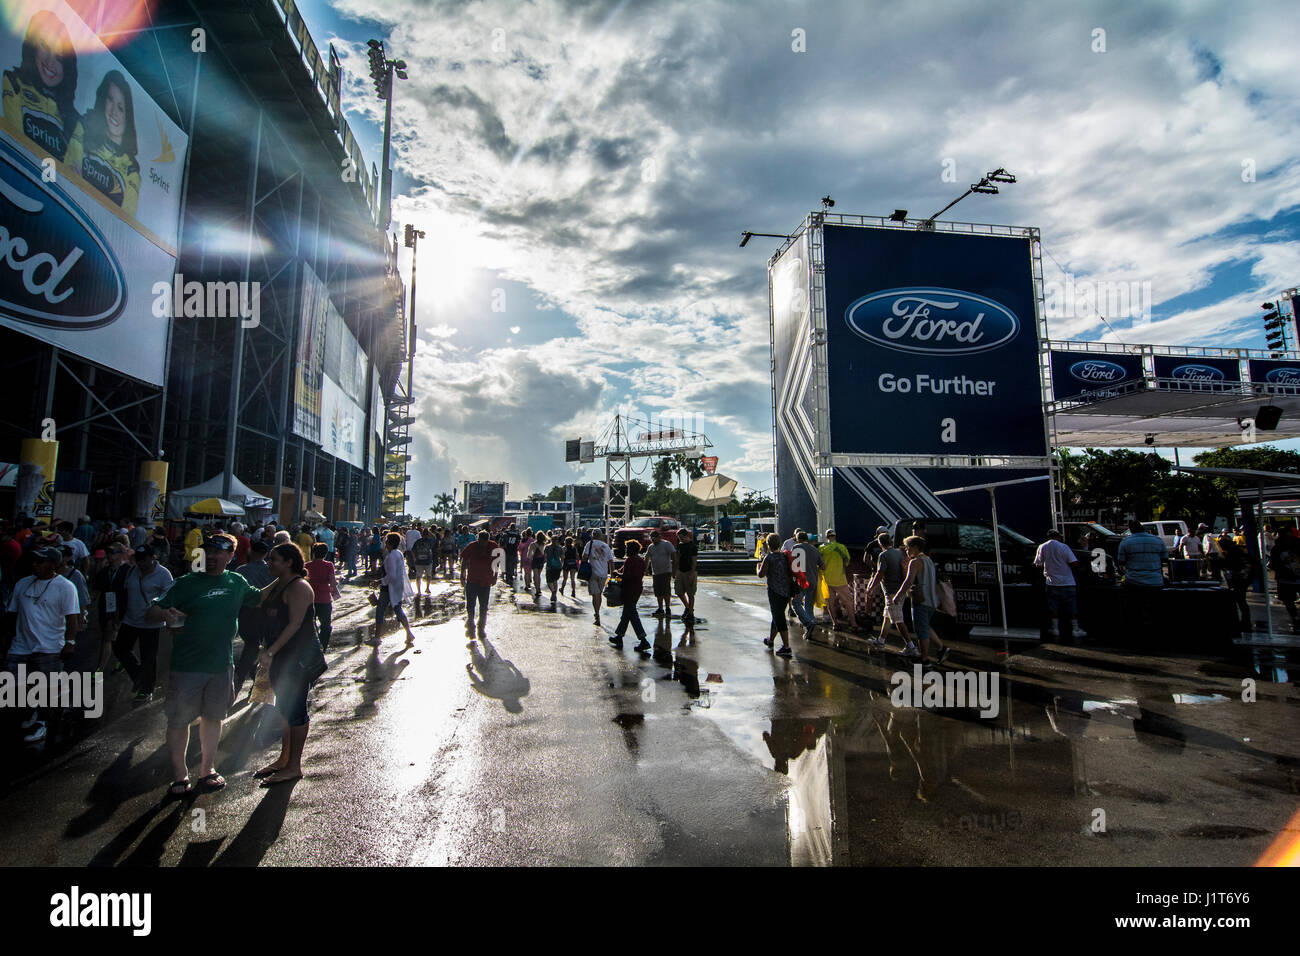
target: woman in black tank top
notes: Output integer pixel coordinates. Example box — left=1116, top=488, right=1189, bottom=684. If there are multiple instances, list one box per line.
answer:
left=254, top=544, right=326, bottom=786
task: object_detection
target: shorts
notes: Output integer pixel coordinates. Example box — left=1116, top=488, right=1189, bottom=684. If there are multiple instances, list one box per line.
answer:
left=588, top=574, right=607, bottom=598
left=165, top=667, right=234, bottom=729
left=653, top=572, right=672, bottom=598
left=414, top=562, right=433, bottom=576
left=912, top=604, right=935, bottom=642
left=1046, top=584, right=1077, bottom=617
left=675, top=571, right=698, bottom=597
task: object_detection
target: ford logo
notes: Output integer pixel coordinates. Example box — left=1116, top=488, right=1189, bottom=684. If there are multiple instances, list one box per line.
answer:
left=0, top=137, right=125, bottom=330
left=1265, top=368, right=1300, bottom=385
left=1170, top=363, right=1225, bottom=383
left=1069, top=360, right=1128, bottom=383
left=844, top=287, right=1019, bottom=355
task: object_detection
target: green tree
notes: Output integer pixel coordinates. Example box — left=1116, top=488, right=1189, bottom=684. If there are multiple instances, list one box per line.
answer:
left=651, top=456, right=675, bottom=491
left=1075, top=448, right=1170, bottom=518
left=430, top=492, right=455, bottom=521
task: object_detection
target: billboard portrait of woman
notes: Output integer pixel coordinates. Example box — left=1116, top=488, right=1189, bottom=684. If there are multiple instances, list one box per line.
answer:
left=66, top=69, right=140, bottom=214
left=1, top=9, right=81, bottom=161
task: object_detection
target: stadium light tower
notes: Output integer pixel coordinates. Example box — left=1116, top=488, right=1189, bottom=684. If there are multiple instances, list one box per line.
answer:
left=367, top=39, right=408, bottom=229
left=1262, top=301, right=1289, bottom=357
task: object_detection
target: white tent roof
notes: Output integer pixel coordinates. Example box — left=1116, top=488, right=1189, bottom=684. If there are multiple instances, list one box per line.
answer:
left=167, top=475, right=274, bottom=518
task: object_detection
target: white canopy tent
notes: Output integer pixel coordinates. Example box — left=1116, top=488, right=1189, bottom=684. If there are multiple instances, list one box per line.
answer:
left=167, top=474, right=274, bottom=519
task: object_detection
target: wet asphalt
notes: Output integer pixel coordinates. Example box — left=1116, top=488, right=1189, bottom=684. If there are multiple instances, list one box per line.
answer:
left=0, top=570, right=1296, bottom=866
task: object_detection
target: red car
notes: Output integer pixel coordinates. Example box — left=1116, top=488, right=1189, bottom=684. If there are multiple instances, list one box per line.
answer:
left=613, top=516, right=682, bottom=556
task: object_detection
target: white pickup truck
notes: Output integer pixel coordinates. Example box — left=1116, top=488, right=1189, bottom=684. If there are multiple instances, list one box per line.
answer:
left=1140, top=519, right=1189, bottom=549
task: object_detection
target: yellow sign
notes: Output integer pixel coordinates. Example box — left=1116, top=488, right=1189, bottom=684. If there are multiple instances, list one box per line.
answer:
left=18, top=438, right=58, bottom=518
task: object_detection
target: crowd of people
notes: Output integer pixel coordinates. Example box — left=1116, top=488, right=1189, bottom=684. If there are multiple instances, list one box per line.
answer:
left=8, top=506, right=1296, bottom=797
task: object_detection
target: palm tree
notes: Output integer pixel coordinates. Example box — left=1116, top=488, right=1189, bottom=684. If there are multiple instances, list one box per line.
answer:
left=432, top=492, right=455, bottom=522
left=1054, top=448, right=1080, bottom=513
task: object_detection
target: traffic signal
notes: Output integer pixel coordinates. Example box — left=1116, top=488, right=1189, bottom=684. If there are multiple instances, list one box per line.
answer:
left=1263, top=301, right=1287, bottom=353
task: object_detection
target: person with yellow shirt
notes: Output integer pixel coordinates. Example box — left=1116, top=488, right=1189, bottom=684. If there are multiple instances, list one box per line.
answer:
left=183, top=522, right=204, bottom=564
left=65, top=70, right=140, bottom=215
left=2, top=10, right=81, bottom=162
left=818, top=529, right=854, bottom=630
left=294, top=526, right=315, bottom=562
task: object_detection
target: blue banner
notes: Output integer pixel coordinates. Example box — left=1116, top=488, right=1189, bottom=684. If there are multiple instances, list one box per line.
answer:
left=1152, top=355, right=1240, bottom=387
left=1248, top=359, right=1300, bottom=388
left=822, top=226, right=1045, bottom=457
left=1050, top=350, right=1145, bottom=401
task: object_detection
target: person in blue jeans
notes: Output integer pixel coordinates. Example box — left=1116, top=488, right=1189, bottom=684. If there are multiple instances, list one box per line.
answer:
left=893, top=535, right=947, bottom=665
left=789, top=531, right=825, bottom=637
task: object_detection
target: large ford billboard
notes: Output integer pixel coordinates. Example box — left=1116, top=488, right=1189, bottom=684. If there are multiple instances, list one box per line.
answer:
left=823, top=226, right=1046, bottom=458
left=0, top=0, right=188, bottom=385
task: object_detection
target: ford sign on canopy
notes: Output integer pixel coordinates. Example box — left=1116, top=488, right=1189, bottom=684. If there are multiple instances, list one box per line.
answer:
left=1049, top=350, right=1144, bottom=401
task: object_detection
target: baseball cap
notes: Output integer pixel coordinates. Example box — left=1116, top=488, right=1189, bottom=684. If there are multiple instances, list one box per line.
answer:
left=133, top=545, right=154, bottom=558
left=32, top=546, right=62, bottom=562
left=825, top=529, right=836, bottom=537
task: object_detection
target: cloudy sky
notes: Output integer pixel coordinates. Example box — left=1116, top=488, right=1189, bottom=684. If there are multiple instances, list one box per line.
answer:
left=298, top=0, right=1300, bottom=513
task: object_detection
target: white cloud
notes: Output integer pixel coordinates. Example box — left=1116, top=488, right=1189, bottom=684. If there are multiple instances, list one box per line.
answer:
left=322, top=0, right=1300, bottom=509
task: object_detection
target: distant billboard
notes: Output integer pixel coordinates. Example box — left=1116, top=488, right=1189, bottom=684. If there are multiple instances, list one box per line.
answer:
left=566, top=484, right=604, bottom=511
left=293, top=261, right=369, bottom=468
left=462, top=481, right=506, bottom=515
left=0, top=0, right=189, bottom=385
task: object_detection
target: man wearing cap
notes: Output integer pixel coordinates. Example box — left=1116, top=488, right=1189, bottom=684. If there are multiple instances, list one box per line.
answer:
left=1177, top=523, right=1205, bottom=578
left=819, top=529, right=854, bottom=630
left=1034, top=530, right=1079, bottom=643
left=4, top=547, right=80, bottom=744
left=675, top=528, right=699, bottom=623
left=115, top=546, right=174, bottom=704
left=146, top=532, right=263, bottom=796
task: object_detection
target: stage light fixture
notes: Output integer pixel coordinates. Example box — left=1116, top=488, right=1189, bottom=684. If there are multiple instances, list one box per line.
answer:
left=889, top=209, right=908, bottom=221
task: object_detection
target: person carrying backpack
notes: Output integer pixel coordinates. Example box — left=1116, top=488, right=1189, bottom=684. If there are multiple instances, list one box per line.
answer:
left=411, top=528, right=436, bottom=595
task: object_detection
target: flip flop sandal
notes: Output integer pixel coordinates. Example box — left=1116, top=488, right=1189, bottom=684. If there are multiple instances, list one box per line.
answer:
left=196, top=772, right=226, bottom=791
left=259, top=773, right=303, bottom=788
left=168, top=779, right=192, bottom=797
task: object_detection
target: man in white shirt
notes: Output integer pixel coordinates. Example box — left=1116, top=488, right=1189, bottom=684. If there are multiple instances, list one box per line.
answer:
left=582, top=530, right=615, bottom=626
left=56, top=521, right=89, bottom=573
left=645, top=531, right=678, bottom=618
left=5, top=547, right=81, bottom=744
left=1034, top=530, right=1079, bottom=643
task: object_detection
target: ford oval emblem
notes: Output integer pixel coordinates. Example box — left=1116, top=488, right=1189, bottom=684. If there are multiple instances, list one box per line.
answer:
left=1170, top=364, right=1225, bottom=383
left=844, top=287, right=1020, bottom=355
left=1264, top=367, right=1300, bottom=385
left=0, top=137, right=126, bottom=330
left=1069, top=359, right=1128, bottom=384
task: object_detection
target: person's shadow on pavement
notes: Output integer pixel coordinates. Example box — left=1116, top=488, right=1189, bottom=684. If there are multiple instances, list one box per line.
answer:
left=466, top=638, right=530, bottom=713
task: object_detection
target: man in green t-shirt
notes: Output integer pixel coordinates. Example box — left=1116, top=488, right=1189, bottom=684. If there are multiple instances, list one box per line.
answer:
left=147, top=533, right=261, bottom=796
left=818, top=529, right=854, bottom=631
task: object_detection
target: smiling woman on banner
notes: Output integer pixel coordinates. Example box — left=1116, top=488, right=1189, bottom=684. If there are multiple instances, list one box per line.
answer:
left=65, top=70, right=140, bottom=215
left=2, top=10, right=81, bottom=161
